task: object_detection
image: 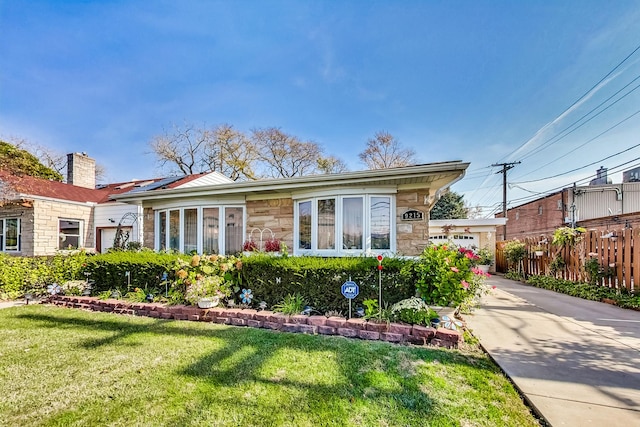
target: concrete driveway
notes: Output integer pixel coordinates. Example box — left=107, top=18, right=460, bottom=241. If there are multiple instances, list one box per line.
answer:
left=463, top=275, right=640, bottom=426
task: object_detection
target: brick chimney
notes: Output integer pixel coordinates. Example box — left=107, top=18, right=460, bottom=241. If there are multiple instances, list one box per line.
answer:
left=67, top=152, right=96, bottom=189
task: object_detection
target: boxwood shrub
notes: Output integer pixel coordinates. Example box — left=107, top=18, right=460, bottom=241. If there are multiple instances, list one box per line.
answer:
left=82, top=251, right=182, bottom=294
left=239, top=255, right=418, bottom=313
left=0, top=251, right=89, bottom=299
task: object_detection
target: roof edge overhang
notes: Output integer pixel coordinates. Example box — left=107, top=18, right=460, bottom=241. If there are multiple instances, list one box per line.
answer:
left=112, top=161, right=469, bottom=203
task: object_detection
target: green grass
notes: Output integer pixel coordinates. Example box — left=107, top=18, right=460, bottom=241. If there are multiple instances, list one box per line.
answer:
left=0, top=305, right=540, bottom=427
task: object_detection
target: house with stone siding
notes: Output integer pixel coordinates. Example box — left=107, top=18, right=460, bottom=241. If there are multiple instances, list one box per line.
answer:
left=0, top=152, right=229, bottom=256
left=112, top=161, right=469, bottom=257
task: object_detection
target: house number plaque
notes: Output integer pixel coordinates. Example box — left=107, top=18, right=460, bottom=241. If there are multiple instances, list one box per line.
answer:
left=402, top=209, right=424, bottom=221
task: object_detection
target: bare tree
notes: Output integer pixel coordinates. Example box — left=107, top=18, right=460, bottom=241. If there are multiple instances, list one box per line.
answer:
left=358, top=131, right=417, bottom=169
left=149, top=123, right=208, bottom=175
left=251, top=127, right=324, bottom=178
left=204, top=124, right=258, bottom=181
left=317, top=155, right=348, bottom=174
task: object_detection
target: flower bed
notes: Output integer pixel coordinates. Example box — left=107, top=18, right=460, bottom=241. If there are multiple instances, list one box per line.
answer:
left=46, top=295, right=464, bottom=348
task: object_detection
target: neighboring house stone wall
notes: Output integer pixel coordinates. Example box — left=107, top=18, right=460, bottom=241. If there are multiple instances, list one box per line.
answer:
left=31, top=199, right=94, bottom=256
left=246, top=198, right=294, bottom=250
left=67, top=152, right=96, bottom=189
left=396, top=189, right=430, bottom=256
left=0, top=204, right=34, bottom=256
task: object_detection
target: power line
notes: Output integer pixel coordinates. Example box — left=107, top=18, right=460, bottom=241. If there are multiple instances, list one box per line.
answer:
left=507, top=158, right=640, bottom=207
left=514, top=140, right=640, bottom=185
left=517, top=76, right=640, bottom=162
left=496, top=41, right=640, bottom=163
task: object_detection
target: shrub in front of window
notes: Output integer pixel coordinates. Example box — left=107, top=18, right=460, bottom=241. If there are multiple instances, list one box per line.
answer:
left=414, top=243, right=475, bottom=308
left=172, top=254, right=242, bottom=306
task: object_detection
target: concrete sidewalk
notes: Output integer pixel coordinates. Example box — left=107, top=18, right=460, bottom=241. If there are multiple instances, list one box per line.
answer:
left=463, top=275, right=640, bottom=426
left=0, top=300, right=25, bottom=309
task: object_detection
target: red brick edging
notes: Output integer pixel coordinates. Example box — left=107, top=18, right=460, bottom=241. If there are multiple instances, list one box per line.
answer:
left=46, top=295, right=463, bottom=348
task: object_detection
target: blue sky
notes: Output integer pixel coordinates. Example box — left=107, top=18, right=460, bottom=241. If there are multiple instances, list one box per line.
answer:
left=2, top=1, right=640, bottom=216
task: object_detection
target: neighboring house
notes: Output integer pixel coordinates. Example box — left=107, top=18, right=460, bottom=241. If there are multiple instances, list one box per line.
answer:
left=0, top=152, right=230, bottom=256
left=112, top=161, right=470, bottom=257
left=495, top=190, right=566, bottom=240
left=496, top=166, right=640, bottom=240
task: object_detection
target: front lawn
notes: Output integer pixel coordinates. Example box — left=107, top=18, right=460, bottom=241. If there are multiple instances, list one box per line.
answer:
left=0, top=305, right=539, bottom=426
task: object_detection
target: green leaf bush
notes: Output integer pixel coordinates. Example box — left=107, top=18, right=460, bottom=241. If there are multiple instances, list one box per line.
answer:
left=414, top=243, right=475, bottom=307
left=82, top=251, right=180, bottom=294
left=0, top=252, right=89, bottom=299
left=239, top=254, right=417, bottom=313
left=525, top=275, right=640, bottom=309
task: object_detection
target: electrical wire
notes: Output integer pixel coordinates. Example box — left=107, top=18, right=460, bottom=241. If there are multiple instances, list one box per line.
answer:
left=496, top=42, right=640, bottom=163
left=517, top=76, right=640, bottom=162
left=514, top=141, right=640, bottom=185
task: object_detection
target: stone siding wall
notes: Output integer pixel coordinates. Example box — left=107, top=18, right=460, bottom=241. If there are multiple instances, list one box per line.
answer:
left=0, top=204, right=34, bottom=256
left=32, top=200, right=94, bottom=256
left=246, top=198, right=294, bottom=250
left=396, top=189, right=430, bottom=256
left=67, top=153, right=96, bottom=189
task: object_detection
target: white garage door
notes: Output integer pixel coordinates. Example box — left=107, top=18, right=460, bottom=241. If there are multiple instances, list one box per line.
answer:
left=429, top=233, right=479, bottom=249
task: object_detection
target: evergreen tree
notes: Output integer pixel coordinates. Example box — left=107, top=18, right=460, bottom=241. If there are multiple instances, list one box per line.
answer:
left=430, top=191, right=468, bottom=219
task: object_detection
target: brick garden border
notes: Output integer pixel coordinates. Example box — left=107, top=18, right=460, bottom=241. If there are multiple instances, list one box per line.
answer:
left=46, top=295, right=463, bottom=348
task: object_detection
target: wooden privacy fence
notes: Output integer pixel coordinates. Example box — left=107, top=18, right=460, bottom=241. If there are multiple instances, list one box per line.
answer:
left=496, top=227, right=639, bottom=291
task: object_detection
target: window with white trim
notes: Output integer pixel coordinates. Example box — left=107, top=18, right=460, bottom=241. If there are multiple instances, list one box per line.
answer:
left=294, top=195, right=394, bottom=255
left=0, top=218, right=20, bottom=252
left=156, top=206, right=244, bottom=255
left=59, top=219, right=83, bottom=250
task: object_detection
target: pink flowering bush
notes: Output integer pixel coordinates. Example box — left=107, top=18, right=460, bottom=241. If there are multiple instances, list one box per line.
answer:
left=415, top=243, right=489, bottom=310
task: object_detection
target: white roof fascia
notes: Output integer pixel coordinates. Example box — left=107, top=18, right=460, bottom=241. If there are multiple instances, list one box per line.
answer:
left=16, top=193, right=98, bottom=207
left=112, top=162, right=469, bottom=203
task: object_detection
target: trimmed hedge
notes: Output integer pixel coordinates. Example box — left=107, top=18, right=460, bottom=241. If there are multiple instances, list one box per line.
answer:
left=0, top=252, right=89, bottom=299
left=1, top=252, right=420, bottom=313
left=83, top=251, right=181, bottom=294
left=239, top=255, right=417, bottom=313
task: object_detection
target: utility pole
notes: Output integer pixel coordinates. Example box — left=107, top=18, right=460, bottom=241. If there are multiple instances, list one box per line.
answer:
left=492, top=161, right=521, bottom=240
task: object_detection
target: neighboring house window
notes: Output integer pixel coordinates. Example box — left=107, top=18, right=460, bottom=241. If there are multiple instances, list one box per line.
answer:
left=294, top=195, right=394, bottom=255
left=156, top=206, right=244, bottom=255
left=515, top=212, right=519, bottom=220
left=538, top=206, right=543, bottom=215
left=0, top=218, right=20, bottom=252
left=59, top=219, right=83, bottom=250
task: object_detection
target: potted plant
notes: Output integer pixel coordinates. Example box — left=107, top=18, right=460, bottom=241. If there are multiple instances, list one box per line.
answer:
left=242, top=239, right=258, bottom=256
left=532, top=244, right=545, bottom=257
left=475, top=247, right=493, bottom=273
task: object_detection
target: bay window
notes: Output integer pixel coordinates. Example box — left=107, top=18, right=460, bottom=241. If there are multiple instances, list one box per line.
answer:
left=294, top=194, right=394, bottom=255
left=156, top=206, right=244, bottom=255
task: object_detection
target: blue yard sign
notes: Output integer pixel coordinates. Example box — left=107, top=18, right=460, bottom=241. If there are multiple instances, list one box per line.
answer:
left=341, top=281, right=359, bottom=299
left=341, top=280, right=359, bottom=319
